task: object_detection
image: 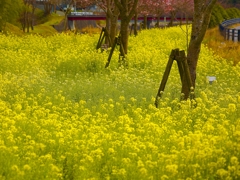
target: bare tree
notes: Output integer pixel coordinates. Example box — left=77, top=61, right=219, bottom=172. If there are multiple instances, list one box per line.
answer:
left=182, top=0, right=217, bottom=99
left=175, top=0, right=194, bottom=26
left=19, top=0, right=36, bottom=33
left=51, top=0, right=60, bottom=13
left=43, top=0, right=54, bottom=15
left=62, top=0, right=76, bottom=30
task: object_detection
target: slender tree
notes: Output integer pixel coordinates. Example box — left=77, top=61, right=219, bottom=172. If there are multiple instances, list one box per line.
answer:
left=43, top=0, right=53, bottom=15
left=137, top=0, right=150, bottom=29
left=131, top=0, right=149, bottom=35
left=174, top=0, right=194, bottom=25
left=65, top=0, right=94, bottom=31
left=51, top=0, right=62, bottom=13
left=166, top=0, right=178, bottom=26
left=63, top=0, right=74, bottom=30
left=150, top=0, right=170, bottom=28
left=19, top=0, right=36, bottom=33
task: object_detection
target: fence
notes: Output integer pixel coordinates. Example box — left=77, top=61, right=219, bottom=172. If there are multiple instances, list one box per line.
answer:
left=70, top=12, right=94, bottom=16
left=219, top=18, right=240, bottom=42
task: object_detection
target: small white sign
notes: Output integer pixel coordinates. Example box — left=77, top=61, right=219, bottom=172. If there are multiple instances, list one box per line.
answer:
left=207, top=76, right=216, bottom=84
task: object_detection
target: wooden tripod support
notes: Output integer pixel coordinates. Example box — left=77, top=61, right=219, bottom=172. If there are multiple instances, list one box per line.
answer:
left=155, top=49, right=194, bottom=108
left=105, top=35, right=126, bottom=68
left=96, top=27, right=112, bottom=50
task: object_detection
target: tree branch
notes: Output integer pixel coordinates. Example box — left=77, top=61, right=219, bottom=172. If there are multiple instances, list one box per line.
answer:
left=129, top=0, right=138, bottom=19
left=195, top=0, right=217, bottom=44
left=114, top=0, right=123, bottom=11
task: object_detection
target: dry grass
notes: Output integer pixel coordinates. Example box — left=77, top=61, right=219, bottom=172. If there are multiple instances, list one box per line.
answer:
left=29, top=25, right=58, bottom=36
left=203, top=27, right=240, bottom=65
left=4, top=23, right=24, bottom=36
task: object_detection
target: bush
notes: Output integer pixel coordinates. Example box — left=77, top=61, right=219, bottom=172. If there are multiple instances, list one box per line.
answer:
left=209, top=4, right=230, bottom=28
left=209, top=3, right=240, bottom=28
left=226, top=7, right=240, bottom=19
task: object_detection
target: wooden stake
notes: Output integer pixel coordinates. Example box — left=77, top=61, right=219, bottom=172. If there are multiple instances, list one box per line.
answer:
left=105, top=35, right=126, bottom=68
left=155, top=49, right=194, bottom=108
left=96, top=27, right=112, bottom=50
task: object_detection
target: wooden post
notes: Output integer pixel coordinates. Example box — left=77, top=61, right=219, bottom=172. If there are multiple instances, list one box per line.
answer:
left=155, top=49, right=194, bottom=108
left=118, top=36, right=127, bottom=67
left=238, top=30, right=240, bottom=42
left=232, top=29, right=235, bottom=41
left=175, top=50, right=184, bottom=83
left=227, top=29, right=230, bottom=40
left=96, top=27, right=104, bottom=50
left=105, top=35, right=126, bottom=68
left=96, top=27, right=112, bottom=50
left=105, top=37, right=118, bottom=68
left=155, top=50, right=175, bottom=107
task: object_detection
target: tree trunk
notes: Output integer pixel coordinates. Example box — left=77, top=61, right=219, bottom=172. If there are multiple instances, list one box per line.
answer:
left=30, top=3, right=35, bottom=31
left=23, top=11, right=27, bottom=32
left=181, top=41, right=200, bottom=99
left=181, top=0, right=217, bottom=99
left=180, top=12, right=183, bottom=26
left=31, top=8, right=35, bottom=30
left=134, top=11, right=138, bottom=36
left=27, top=12, right=30, bottom=33
left=44, top=2, right=52, bottom=15
left=54, top=4, right=56, bottom=13
left=168, top=11, right=175, bottom=27
left=143, top=15, right=147, bottom=29
left=114, top=0, right=138, bottom=61
left=105, top=14, right=111, bottom=45
left=120, top=19, right=129, bottom=55
left=110, top=16, right=118, bottom=45
left=105, top=1, right=119, bottom=47
left=156, top=14, right=160, bottom=28
left=64, top=8, right=71, bottom=31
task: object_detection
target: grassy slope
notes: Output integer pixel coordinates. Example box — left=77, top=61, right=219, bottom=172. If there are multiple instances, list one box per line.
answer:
left=28, top=12, right=65, bottom=36
left=4, top=23, right=24, bottom=36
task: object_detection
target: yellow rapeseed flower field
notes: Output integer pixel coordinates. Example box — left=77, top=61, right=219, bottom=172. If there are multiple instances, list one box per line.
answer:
left=0, top=27, right=240, bottom=179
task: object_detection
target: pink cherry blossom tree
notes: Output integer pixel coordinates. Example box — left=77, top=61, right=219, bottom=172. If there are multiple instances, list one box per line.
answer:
left=164, top=0, right=178, bottom=26
left=165, top=0, right=194, bottom=26
left=137, top=0, right=151, bottom=29
left=174, top=0, right=194, bottom=25
left=150, top=0, right=171, bottom=28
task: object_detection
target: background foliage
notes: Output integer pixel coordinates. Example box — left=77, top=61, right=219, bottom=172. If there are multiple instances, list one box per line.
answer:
left=0, top=0, right=23, bottom=31
left=209, top=3, right=240, bottom=28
